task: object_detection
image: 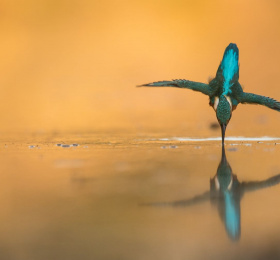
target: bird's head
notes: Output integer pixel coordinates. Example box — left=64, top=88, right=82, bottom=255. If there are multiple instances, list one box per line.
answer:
left=215, top=95, right=232, bottom=144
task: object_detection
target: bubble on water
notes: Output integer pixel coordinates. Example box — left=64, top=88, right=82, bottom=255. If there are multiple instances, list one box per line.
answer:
left=56, top=143, right=79, bottom=148
left=229, top=143, right=251, bottom=146
left=61, top=144, right=71, bottom=148
left=227, top=147, right=238, bottom=152
left=161, top=145, right=177, bottom=149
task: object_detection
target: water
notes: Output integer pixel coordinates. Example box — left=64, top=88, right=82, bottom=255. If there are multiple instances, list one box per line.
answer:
left=1, top=133, right=280, bottom=260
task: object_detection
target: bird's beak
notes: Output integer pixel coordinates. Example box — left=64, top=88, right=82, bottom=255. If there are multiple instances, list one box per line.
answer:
left=221, top=124, right=227, bottom=146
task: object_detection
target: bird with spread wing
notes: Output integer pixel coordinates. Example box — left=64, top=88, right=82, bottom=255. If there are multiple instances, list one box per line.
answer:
left=139, top=43, right=280, bottom=145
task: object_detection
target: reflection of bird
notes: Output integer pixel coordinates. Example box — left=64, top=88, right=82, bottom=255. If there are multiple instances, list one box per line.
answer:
left=138, top=43, right=280, bottom=146
left=143, top=147, right=280, bottom=241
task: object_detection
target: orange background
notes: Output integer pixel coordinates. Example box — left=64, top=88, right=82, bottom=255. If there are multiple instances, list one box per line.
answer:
left=1, top=0, right=280, bottom=135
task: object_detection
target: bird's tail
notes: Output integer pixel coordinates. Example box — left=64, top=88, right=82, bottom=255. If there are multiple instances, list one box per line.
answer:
left=137, top=80, right=178, bottom=87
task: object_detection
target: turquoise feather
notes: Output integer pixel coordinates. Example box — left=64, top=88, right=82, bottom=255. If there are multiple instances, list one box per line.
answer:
left=221, top=45, right=239, bottom=95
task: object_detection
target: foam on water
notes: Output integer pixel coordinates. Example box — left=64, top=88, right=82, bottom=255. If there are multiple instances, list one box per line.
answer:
left=157, top=137, right=280, bottom=142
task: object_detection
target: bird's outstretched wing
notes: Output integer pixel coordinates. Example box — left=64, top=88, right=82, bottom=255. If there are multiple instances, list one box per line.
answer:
left=138, top=79, right=215, bottom=96
left=239, top=92, right=280, bottom=112
left=140, top=191, right=210, bottom=207
left=241, top=174, right=280, bottom=193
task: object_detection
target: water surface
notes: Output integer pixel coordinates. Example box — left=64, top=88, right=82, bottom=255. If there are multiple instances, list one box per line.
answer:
left=0, top=133, right=280, bottom=260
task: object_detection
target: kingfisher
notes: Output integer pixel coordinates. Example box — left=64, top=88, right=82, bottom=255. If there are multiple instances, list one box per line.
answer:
left=138, top=43, right=280, bottom=145
left=143, top=146, right=280, bottom=241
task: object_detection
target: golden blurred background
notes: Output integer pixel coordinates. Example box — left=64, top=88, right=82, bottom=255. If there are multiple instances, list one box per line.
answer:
left=1, top=0, right=280, bottom=136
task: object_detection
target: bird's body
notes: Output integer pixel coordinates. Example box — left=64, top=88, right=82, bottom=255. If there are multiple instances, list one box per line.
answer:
left=139, top=43, right=280, bottom=145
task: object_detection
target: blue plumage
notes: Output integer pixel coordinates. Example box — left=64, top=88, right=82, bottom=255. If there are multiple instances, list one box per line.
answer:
left=224, top=191, right=240, bottom=239
left=221, top=44, right=239, bottom=95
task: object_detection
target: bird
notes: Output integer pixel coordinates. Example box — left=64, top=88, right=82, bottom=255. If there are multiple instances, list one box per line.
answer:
left=138, top=43, right=280, bottom=146
left=141, top=146, right=280, bottom=241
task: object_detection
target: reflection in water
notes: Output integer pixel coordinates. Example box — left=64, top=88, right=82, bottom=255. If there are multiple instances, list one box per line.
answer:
left=145, top=147, right=280, bottom=241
